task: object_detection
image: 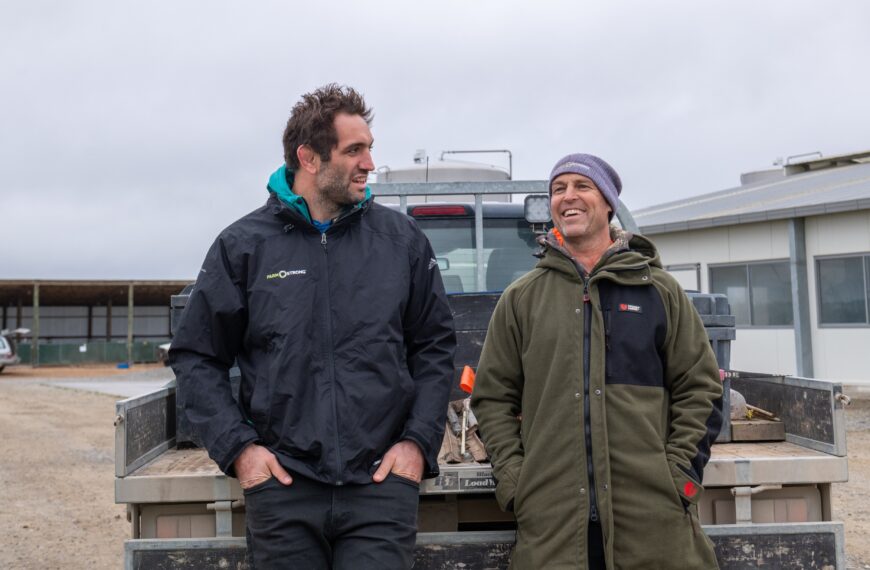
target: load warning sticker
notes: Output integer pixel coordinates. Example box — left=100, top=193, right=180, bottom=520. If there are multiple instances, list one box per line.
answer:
left=460, top=475, right=496, bottom=491
left=423, top=469, right=496, bottom=494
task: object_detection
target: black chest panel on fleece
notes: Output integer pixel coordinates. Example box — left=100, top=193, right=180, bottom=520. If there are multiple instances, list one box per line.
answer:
left=598, top=281, right=668, bottom=387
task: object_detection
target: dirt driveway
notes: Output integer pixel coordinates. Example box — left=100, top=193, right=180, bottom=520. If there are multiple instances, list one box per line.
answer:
left=0, top=365, right=869, bottom=569
left=0, top=367, right=133, bottom=569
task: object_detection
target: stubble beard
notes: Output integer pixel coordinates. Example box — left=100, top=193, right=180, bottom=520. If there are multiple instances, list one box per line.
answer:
left=556, top=213, right=611, bottom=253
left=315, top=163, right=358, bottom=217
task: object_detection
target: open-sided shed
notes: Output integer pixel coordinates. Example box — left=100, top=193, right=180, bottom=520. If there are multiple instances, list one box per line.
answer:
left=0, top=280, right=190, bottom=366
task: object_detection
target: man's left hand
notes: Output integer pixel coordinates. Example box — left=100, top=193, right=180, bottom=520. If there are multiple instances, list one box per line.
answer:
left=372, top=440, right=424, bottom=483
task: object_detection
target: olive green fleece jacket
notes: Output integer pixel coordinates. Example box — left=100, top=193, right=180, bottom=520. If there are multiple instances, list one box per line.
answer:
left=471, top=228, right=722, bottom=570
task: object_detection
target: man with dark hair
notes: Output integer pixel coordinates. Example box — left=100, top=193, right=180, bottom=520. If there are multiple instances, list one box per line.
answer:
left=471, top=153, right=723, bottom=569
left=281, top=83, right=372, bottom=169
left=170, top=84, right=456, bottom=569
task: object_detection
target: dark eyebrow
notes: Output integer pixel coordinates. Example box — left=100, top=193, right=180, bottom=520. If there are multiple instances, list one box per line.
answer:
left=342, top=138, right=374, bottom=153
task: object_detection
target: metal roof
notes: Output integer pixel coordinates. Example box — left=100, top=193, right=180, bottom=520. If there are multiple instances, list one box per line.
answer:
left=0, top=280, right=191, bottom=306
left=634, top=151, right=870, bottom=235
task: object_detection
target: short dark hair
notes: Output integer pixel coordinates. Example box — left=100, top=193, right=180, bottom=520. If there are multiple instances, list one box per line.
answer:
left=282, top=84, right=373, bottom=169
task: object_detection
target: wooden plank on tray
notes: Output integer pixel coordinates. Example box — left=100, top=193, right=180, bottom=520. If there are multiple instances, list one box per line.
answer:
left=730, top=419, right=786, bottom=442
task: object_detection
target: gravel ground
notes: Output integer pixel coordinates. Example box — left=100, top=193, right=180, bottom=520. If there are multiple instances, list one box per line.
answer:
left=0, top=372, right=132, bottom=569
left=1, top=363, right=170, bottom=379
left=834, top=396, right=870, bottom=569
left=0, top=365, right=868, bottom=569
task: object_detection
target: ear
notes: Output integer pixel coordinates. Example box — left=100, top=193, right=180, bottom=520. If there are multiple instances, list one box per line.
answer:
left=296, top=145, right=320, bottom=175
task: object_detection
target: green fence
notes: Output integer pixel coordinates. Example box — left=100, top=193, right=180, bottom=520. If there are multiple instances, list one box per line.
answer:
left=15, top=339, right=169, bottom=366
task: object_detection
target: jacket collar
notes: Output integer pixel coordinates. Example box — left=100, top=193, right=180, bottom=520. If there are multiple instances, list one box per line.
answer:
left=267, top=194, right=370, bottom=231
left=536, top=226, right=661, bottom=283
left=266, top=165, right=372, bottom=225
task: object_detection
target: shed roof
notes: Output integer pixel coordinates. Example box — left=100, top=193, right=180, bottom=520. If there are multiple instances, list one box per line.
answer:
left=0, top=280, right=191, bottom=307
left=634, top=151, right=870, bottom=235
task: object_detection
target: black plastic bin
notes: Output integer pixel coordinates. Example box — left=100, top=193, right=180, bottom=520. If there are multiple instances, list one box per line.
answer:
left=686, top=292, right=735, bottom=443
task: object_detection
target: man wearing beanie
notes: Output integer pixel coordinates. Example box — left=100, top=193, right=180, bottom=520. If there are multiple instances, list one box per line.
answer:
left=472, top=153, right=723, bottom=569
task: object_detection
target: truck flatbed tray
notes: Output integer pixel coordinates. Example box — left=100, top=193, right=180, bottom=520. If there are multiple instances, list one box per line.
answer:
left=115, top=442, right=848, bottom=505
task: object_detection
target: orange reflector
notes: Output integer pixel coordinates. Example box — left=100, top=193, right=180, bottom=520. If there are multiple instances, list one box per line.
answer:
left=460, top=365, right=476, bottom=394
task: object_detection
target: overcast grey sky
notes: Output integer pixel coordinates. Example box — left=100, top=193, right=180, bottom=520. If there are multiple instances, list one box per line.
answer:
left=2, top=1, right=869, bottom=280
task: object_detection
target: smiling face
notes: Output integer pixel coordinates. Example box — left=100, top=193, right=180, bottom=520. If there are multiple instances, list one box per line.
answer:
left=550, top=173, right=612, bottom=246
left=314, top=112, right=375, bottom=210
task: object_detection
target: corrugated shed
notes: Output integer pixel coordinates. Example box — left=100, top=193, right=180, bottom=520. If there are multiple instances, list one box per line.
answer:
left=0, top=280, right=190, bottom=306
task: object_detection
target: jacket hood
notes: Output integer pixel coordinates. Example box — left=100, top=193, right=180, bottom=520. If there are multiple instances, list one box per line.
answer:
left=536, top=226, right=663, bottom=279
left=267, top=165, right=372, bottom=223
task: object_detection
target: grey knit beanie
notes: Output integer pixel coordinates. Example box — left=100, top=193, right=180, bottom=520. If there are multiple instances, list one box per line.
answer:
left=548, top=153, right=622, bottom=220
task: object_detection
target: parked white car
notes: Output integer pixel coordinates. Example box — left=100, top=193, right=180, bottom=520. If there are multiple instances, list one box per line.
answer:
left=0, top=329, right=29, bottom=373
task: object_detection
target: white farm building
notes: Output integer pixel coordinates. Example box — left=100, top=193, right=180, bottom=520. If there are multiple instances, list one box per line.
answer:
left=634, top=150, right=870, bottom=382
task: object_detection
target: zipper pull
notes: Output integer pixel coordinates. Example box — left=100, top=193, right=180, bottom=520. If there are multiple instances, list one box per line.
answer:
left=583, top=283, right=590, bottom=303
left=321, top=233, right=327, bottom=246
left=590, top=503, right=599, bottom=523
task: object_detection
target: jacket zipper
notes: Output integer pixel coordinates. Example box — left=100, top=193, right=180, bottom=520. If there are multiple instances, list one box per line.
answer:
left=603, top=306, right=612, bottom=380
left=316, top=207, right=369, bottom=482
left=583, top=280, right=601, bottom=524
left=544, top=241, right=647, bottom=527
left=582, top=263, right=648, bottom=523
left=320, top=229, right=343, bottom=483
left=276, top=201, right=368, bottom=484
left=581, top=265, right=641, bottom=523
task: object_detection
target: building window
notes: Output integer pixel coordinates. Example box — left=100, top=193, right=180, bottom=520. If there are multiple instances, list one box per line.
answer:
left=817, top=255, right=870, bottom=325
left=709, top=261, right=793, bottom=327
left=665, top=263, right=701, bottom=292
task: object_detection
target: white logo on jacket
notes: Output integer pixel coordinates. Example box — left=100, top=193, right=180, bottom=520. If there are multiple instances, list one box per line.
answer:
left=266, top=269, right=307, bottom=280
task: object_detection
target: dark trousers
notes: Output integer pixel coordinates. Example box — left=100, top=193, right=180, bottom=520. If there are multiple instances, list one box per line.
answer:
left=588, top=519, right=606, bottom=570
left=244, top=472, right=420, bottom=569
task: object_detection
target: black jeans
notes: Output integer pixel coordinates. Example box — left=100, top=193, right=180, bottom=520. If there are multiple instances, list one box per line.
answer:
left=243, top=471, right=419, bottom=569
left=588, top=519, right=606, bottom=570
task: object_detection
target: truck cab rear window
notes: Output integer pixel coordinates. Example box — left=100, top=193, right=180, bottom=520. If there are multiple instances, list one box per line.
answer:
left=416, top=218, right=538, bottom=293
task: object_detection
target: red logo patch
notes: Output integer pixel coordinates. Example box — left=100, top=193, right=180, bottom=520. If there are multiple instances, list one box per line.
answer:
left=617, top=303, right=642, bottom=313
left=683, top=481, right=697, bottom=497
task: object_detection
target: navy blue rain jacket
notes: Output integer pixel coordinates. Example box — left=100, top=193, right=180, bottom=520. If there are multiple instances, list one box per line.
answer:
left=169, top=194, right=456, bottom=484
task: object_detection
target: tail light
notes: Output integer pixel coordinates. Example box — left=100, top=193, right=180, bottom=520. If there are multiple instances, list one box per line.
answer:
left=410, top=205, right=471, bottom=217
